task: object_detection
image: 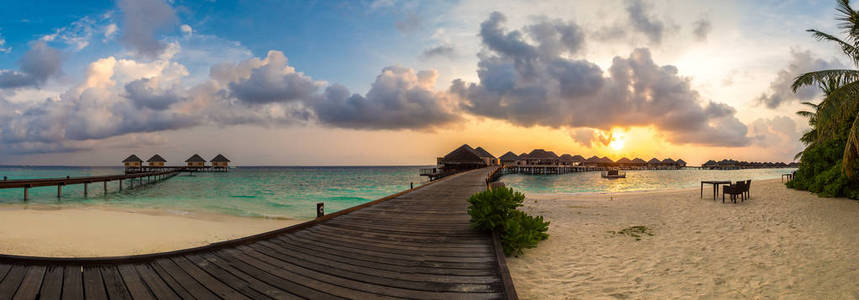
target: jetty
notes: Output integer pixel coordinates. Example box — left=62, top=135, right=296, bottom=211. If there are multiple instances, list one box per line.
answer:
left=0, top=168, right=517, bottom=299
left=0, top=169, right=182, bottom=200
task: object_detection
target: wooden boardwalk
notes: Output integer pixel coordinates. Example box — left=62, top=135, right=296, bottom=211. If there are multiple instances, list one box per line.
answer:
left=0, top=168, right=516, bottom=299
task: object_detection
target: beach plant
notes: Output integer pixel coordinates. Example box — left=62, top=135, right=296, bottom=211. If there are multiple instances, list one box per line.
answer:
left=467, top=186, right=550, bottom=256
left=788, top=0, right=859, bottom=199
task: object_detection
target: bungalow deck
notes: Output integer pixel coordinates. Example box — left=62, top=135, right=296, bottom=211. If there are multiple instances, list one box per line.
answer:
left=0, top=168, right=516, bottom=299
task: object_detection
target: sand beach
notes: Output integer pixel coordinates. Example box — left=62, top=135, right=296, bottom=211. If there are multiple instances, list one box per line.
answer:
left=0, top=205, right=299, bottom=257
left=507, top=179, right=859, bottom=299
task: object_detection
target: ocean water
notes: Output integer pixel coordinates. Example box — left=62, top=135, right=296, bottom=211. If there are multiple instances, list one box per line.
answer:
left=502, top=168, right=796, bottom=195
left=0, top=166, right=427, bottom=220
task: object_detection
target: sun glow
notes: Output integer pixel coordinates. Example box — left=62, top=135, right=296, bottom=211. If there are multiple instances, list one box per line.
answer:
left=609, top=138, right=625, bottom=150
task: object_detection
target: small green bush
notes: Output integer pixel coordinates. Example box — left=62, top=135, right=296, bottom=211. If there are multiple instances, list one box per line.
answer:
left=467, top=186, right=550, bottom=256
left=788, top=139, right=859, bottom=199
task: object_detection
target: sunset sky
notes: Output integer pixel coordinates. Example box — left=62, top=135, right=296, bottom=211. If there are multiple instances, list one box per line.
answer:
left=0, top=0, right=847, bottom=166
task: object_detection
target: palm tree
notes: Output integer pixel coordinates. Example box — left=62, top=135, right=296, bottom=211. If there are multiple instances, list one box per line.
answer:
left=792, top=0, right=859, bottom=177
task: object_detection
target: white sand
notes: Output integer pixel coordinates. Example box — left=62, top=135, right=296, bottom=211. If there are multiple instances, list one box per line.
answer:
left=0, top=205, right=300, bottom=257
left=508, top=179, right=859, bottom=299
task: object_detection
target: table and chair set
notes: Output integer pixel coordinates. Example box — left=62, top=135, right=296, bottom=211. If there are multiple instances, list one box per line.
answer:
left=700, top=180, right=752, bottom=203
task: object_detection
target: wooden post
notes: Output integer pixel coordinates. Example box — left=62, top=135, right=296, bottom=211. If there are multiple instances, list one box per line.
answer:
left=104, top=181, right=107, bottom=194
left=410, top=182, right=414, bottom=189
left=317, top=202, right=324, bottom=218
left=58, top=184, right=63, bottom=198
left=119, top=180, right=123, bottom=191
left=23, top=187, right=28, bottom=200
left=84, top=183, right=88, bottom=197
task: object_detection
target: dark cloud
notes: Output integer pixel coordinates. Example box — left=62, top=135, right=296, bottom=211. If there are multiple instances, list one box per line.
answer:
left=124, top=78, right=183, bottom=110
left=757, top=50, right=844, bottom=109
left=692, top=17, right=712, bottom=41
left=117, top=0, right=177, bottom=58
left=422, top=45, right=456, bottom=59
left=626, top=0, right=664, bottom=44
left=451, top=12, right=751, bottom=147
left=312, top=67, right=459, bottom=130
left=0, top=41, right=62, bottom=89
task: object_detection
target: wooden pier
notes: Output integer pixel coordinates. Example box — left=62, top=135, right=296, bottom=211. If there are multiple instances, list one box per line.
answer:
left=0, top=168, right=516, bottom=299
left=0, top=169, right=183, bottom=200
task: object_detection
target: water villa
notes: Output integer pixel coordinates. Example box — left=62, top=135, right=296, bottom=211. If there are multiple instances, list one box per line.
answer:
left=702, top=159, right=798, bottom=170
left=420, top=144, right=496, bottom=179
left=211, top=154, right=231, bottom=170
left=185, top=154, right=206, bottom=167
left=499, top=151, right=519, bottom=165
left=147, top=154, right=167, bottom=167
left=122, top=155, right=143, bottom=168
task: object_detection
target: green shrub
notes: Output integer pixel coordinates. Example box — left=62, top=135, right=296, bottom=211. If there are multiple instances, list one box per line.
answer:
left=789, top=139, right=859, bottom=199
left=467, top=186, right=550, bottom=256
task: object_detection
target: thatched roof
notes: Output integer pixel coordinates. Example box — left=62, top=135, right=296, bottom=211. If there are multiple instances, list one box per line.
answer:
left=648, top=158, right=661, bottom=164
left=186, top=154, right=206, bottom=163
left=442, top=144, right=484, bottom=164
left=616, top=157, right=632, bottom=164
left=499, top=151, right=519, bottom=161
left=662, top=158, right=676, bottom=164
left=527, top=149, right=559, bottom=160
left=211, top=154, right=231, bottom=162
left=632, top=158, right=647, bottom=164
left=518, top=153, right=529, bottom=159
left=122, top=155, right=143, bottom=163
left=676, top=159, right=686, bottom=165
left=600, top=156, right=614, bottom=164
left=473, top=147, right=495, bottom=159
left=559, top=154, right=574, bottom=162
left=585, top=156, right=600, bottom=162
left=571, top=155, right=585, bottom=162
left=703, top=160, right=717, bottom=166
left=147, top=154, right=167, bottom=163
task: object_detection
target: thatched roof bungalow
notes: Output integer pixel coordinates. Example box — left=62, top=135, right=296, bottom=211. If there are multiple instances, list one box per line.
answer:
left=662, top=158, right=676, bottom=166
left=632, top=158, right=647, bottom=166
left=186, top=154, right=206, bottom=167
left=211, top=154, right=231, bottom=167
left=600, top=156, right=614, bottom=167
left=122, top=155, right=143, bottom=167
left=439, top=144, right=487, bottom=171
left=473, top=147, right=498, bottom=165
left=647, top=158, right=661, bottom=168
left=583, top=156, right=601, bottom=167
left=571, top=155, right=585, bottom=163
left=146, top=154, right=167, bottom=167
left=676, top=159, right=687, bottom=168
left=499, top=151, right=519, bottom=165
left=616, top=157, right=632, bottom=165
left=559, top=154, right=575, bottom=166
left=525, top=149, right=559, bottom=165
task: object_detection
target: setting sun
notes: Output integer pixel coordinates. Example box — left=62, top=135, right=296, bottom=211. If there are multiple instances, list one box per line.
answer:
left=609, top=137, right=625, bottom=150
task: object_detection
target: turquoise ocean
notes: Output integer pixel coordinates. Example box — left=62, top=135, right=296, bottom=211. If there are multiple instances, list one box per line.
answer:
left=0, top=166, right=795, bottom=220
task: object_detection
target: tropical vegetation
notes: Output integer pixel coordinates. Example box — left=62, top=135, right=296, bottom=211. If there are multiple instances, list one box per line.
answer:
left=788, top=0, right=859, bottom=199
left=467, top=186, right=550, bottom=256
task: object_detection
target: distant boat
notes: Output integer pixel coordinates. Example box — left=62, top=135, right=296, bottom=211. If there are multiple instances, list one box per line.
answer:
left=601, top=170, right=626, bottom=179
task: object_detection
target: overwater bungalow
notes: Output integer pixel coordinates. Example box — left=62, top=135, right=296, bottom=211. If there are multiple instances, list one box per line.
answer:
left=647, top=158, right=661, bottom=169
left=437, top=144, right=489, bottom=172
left=473, top=147, right=498, bottom=165
left=559, top=154, right=576, bottom=166
left=211, top=154, right=231, bottom=168
left=616, top=157, right=632, bottom=167
left=525, top=149, right=559, bottom=166
left=147, top=154, right=167, bottom=167
left=632, top=158, right=647, bottom=168
left=571, top=155, right=585, bottom=165
left=186, top=154, right=206, bottom=167
left=676, top=159, right=687, bottom=168
left=583, top=156, right=601, bottom=167
left=499, top=152, right=519, bottom=165
left=122, top=155, right=143, bottom=168
left=662, top=158, right=676, bottom=169
left=600, top=156, right=614, bottom=168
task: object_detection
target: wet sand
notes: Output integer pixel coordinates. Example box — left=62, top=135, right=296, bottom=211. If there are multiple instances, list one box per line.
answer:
left=508, top=179, right=859, bottom=299
left=0, top=205, right=300, bottom=257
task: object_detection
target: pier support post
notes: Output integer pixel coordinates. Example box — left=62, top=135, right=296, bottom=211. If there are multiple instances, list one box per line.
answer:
left=24, top=187, right=28, bottom=200
left=58, top=184, right=63, bottom=198
left=104, top=181, right=107, bottom=194
left=317, top=202, right=325, bottom=218
left=84, top=183, right=88, bottom=197
left=119, top=180, right=123, bottom=191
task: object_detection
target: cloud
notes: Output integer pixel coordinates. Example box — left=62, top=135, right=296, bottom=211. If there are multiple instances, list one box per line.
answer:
left=626, top=0, right=665, bottom=44
left=104, top=23, right=119, bottom=40
left=220, top=51, right=321, bottom=104
left=692, top=17, right=711, bottom=41
left=124, top=78, right=184, bottom=110
left=117, top=0, right=178, bottom=57
left=757, top=49, right=844, bottom=109
left=180, top=24, right=193, bottom=37
left=421, top=45, right=456, bottom=59
left=450, top=12, right=751, bottom=147
left=0, top=32, right=10, bottom=53
left=0, top=41, right=63, bottom=89
left=748, top=115, right=802, bottom=159
left=395, top=12, right=423, bottom=33
left=311, top=67, right=459, bottom=130
left=570, top=128, right=612, bottom=147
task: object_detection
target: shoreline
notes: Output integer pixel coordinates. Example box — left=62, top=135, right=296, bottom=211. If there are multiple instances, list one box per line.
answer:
left=0, top=204, right=301, bottom=257
left=507, top=178, right=859, bottom=298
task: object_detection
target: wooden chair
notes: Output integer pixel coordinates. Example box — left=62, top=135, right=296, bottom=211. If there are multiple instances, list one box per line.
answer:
left=744, top=180, right=751, bottom=200
left=722, top=181, right=746, bottom=203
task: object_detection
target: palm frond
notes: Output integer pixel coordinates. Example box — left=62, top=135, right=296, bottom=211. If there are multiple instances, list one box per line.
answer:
left=794, top=151, right=804, bottom=161
left=797, top=110, right=815, bottom=118
left=807, top=29, right=859, bottom=61
left=815, top=79, right=859, bottom=141
left=835, top=0, right=859, bottom=39
left=800, top=101, right=819, bottom=109
left=842, top=111, right=859, bottom=177
left=792, top=69, right=859, bottom=92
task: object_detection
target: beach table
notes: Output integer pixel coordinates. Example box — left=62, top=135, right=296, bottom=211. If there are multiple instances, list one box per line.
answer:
left=701, top=180, right=732, bottom=200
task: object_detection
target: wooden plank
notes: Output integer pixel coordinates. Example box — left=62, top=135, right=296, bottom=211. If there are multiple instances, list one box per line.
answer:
left=12, top=265, right=46, bottom=300
left=61, top=266, right=83, bottom=300
left=0, top=266, right=28, bottom=299
left=82, top=266, right=108, bottom=300
left=212, top=250, right=344, bottom=300
left=99, top=266, right=132, bottom=300
left=0, top=265, right=11, bottom=283
left=38, top=266, right=63, bottom=300
left=170, top=256, right=250, bottom=299
left=153, top=259, right=217, bottom=299
left=285, top=232, right=495, bottom=264
left=184, top=254, right=281, bottom=300
left=133, top=264, right=182, bottom=300
left=116, top=265, right=155, bottom=300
